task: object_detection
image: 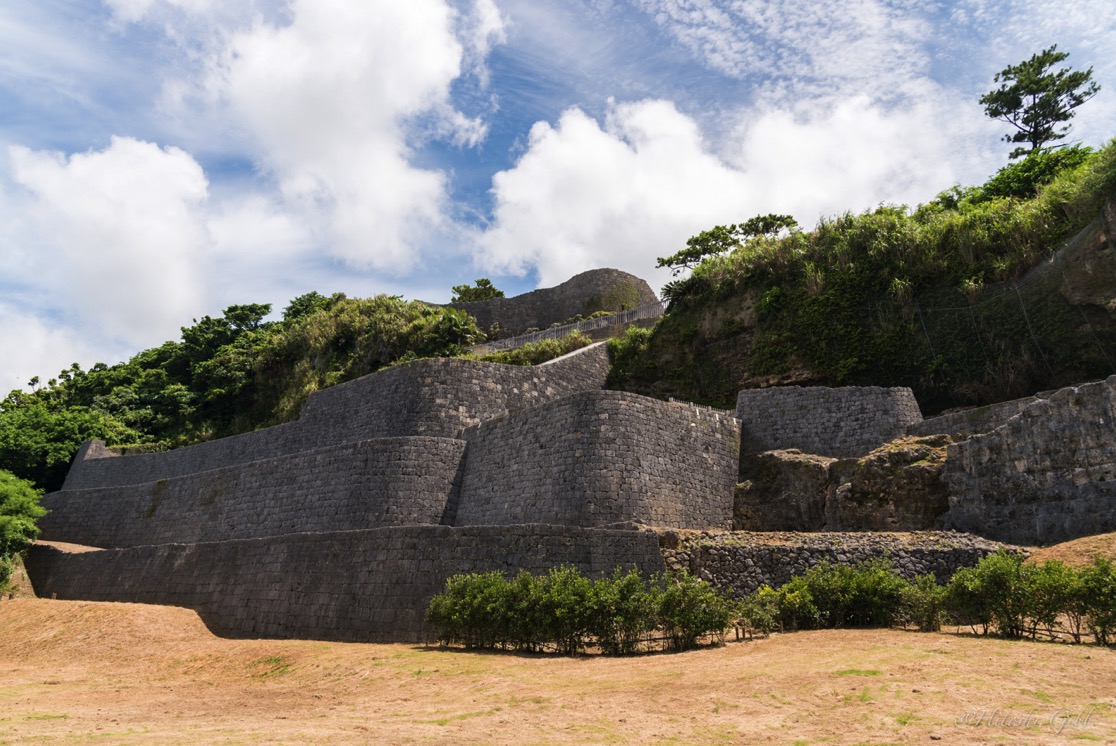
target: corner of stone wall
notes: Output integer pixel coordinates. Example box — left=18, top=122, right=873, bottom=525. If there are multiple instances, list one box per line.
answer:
left=60, top=439, right=117, bottom=491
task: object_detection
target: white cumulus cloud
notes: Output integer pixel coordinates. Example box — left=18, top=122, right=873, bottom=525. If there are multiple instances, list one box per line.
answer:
left=205, top=0, right=498, bottom=272
left=478, top=90, right=1003, bottom=289
left=7, top=136, right=211, bottom=352
left=478, top=99, right=756, bottom=287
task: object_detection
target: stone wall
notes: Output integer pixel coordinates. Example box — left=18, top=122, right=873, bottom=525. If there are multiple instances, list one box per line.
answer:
left=943, top=376, right=1116, bottom=545
left=449, top=268, right=658, bottom=337
left=456, top=392, right=740, bottom=529
left=61, top=343, right=610, bottom=490
left=735, top=436, right=953, bottom=532
left=658, top=530, right=1017, bottom=599
left=907, top=395, right=1043, bottom=439
left=40, top=438, right=465, bottom=549
left=26, top=525, right=666, bottom=643
left=736, top=386, right=924, bottom=458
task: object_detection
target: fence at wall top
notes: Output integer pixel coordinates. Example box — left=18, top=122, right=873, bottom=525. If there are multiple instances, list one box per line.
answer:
left=469, top=301, right=665, bottom=354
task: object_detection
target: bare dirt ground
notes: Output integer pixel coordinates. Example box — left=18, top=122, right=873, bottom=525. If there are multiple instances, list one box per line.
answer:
left=3, top=537, right=1115, bottom=746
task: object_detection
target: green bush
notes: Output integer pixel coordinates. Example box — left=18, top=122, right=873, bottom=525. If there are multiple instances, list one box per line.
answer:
left=738, top=585, right=781, bottom=636
left=1080, top=556, right=1116, bottom=646
left=534, top=566, right=596, bottom=655
left=942, top=564, right=993, bottom=635
left=425, top=566, right=735, bottom=655
left=589, top=567, right=656, bottom=655
left=941, top=551, right=1101, bottom=642
left=0, top=470, right=46, bottom=559
left=900, top=575, right=947, bottom=632
left=1027, top=560, right=1083, bottom=640
left=976, top=145, right=1094, bottom=201
left=655, top=571, right=736, bottom=651
left=424, top=570, right=511, bottom=649
left=476, top=331, right=592, bottom=366
left=773, top=560, right=907, bottom=630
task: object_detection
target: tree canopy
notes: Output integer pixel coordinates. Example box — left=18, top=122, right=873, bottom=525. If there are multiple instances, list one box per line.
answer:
left=980, top=45, right=1100, bottom=159
left=656, top=214, right=799, bottom=275
left=451, top=278, right=505, bottom=302
left=0, top=296, right=483, bottom=492
left=0, top=470, right=46, bottom=557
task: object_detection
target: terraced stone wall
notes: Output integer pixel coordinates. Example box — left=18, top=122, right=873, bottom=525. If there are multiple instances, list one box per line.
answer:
left=658, top=530, right=1017, bottom=598
left=61, top=343, right=610, bottom=491
left=736, top=386, right=923, bottom=458
left=40, top=438, right=466, bottom=548
left=26, top=525, right=667, bottom=643
left=456, top=392, right=740, bottom=529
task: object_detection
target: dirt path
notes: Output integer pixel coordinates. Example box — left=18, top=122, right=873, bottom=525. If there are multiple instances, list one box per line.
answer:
left=2, top=598, right=1114, bottom=745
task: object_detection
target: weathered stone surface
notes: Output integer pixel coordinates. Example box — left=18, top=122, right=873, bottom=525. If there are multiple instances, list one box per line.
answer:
left=735, top=450, right=833, bottom=531
left=26, top=525, right=667, bottom=643
left=943, top=376, right=1116, bottom=545
left=458, top=392, right=740, bottom=529
left=447, top=268, right=658, bottom=337
left=658, top=529, right=1019, bottom=599
left=830, top=436, right=952, bottom=531
left=60, top=342, right=611, bottom=490
left=737, top=386, right=923, bottom=458
left=735, top=436, right=952, bottom=532
left=908, top=396, right=1043, bottom=440
left=40, top=438, right=467, bottom=548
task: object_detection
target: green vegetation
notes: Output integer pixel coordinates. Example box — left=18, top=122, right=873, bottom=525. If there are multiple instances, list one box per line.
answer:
left=980, top=45, right=1100, bottom=159
left=451, top=278, right=505, bottom=302
left=1, top=294, right=483, bottom=492
left=0, top=470, right=46, bottom=587
left=612, top=139, right=1116, bottom=412
left=735, top=551, right=1116, bottom=645
left=427, top=553, right=1116, bottom=653
left=474, top=332, right=592, bottom=366
left=425, top=566, right=735, bottom=654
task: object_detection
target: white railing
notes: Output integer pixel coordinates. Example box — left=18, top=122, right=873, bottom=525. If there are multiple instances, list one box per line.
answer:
left=470, top=301, right=665, bottom=354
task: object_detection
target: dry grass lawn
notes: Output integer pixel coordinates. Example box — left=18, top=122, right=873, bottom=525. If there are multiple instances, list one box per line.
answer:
left=3, top=533, right=1116, bottom=745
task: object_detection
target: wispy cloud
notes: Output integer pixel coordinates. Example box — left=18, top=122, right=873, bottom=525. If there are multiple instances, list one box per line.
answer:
left=631, top=0, right=935, bottom=104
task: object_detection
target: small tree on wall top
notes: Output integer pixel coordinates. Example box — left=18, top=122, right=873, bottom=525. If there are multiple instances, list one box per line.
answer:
left=656, top=214, right=798, bottom=276
left=451, top=278, right=505, bottom=302
left=980, top=45, right=1100, bottom=159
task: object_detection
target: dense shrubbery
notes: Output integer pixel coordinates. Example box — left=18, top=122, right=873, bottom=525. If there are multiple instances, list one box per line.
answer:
left=943, top=551, right=1116, bottom=643
left=0, top=470, right=46, bottom=588
left=427, top=555, right=1116, bottom=655
left=425, top=566, right=734, bottom=655
left=744, top=552, right=1116, bottom=645
left=612, top=138, right=1116, bottom=411
left=0, top=295, right=484, bottom=491
left=475, top=331, right=593, bottom=366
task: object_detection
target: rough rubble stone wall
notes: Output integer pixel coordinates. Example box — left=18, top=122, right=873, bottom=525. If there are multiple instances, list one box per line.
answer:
left=40, top=438, right=466, bottom=548
left=736, top=386, right=923, bottom=458
left=26, top=525, right=666, bottom=642
left=659, top=530, right=1016, bottom=598
left=61, top=343, right=610, bottom=490
left=456, top=392, right=740, bottom=529
left=943, top=376, right=1116, bottom=545
left=448, top=268, right=658, bottom=337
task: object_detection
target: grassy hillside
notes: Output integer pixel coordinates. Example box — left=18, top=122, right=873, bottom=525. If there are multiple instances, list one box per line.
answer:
left=610, top=140, right=1116, bottom=413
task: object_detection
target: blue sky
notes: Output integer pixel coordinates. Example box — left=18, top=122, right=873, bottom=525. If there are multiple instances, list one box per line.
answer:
left=1, top=0, right=1113, bottom=391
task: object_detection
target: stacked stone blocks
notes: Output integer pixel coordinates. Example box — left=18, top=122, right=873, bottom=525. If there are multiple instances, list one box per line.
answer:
left=736, top=385, right=923, bottom=458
